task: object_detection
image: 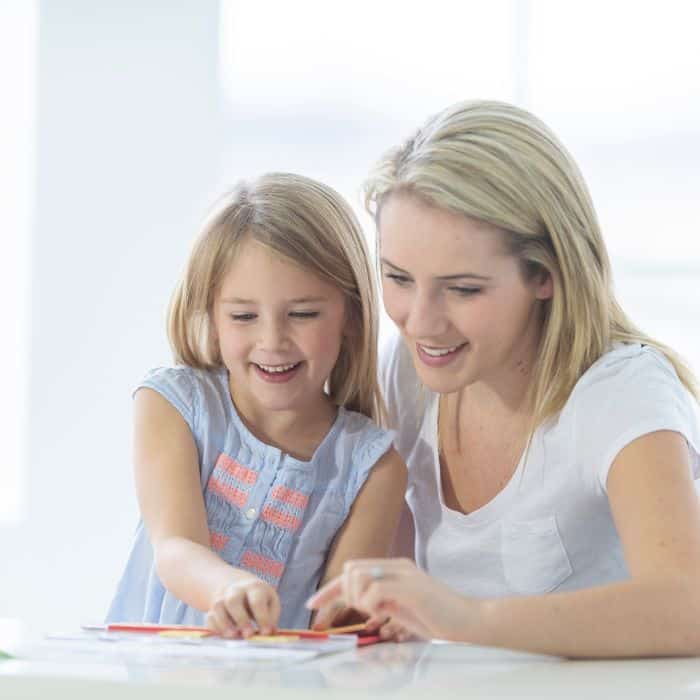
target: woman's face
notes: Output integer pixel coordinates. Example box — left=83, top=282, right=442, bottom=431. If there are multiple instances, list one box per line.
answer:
left=379, top=193, right=552, bottom=396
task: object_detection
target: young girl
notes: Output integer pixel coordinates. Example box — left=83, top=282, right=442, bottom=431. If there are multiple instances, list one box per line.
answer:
left=308, top=100, right=700, bottom=657
left=107, top=172, right=406, bottom=636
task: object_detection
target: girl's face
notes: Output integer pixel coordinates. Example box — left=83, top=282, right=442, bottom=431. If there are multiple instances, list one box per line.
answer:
left=379, top=194, right=552, bottom=396
left=212, top=239, right=347, bottom=418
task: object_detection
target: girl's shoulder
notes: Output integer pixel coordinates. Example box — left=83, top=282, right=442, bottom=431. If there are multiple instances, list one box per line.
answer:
left=335, top=406, right=394, bottom=453
left=135, top=364, right=231, bottom=428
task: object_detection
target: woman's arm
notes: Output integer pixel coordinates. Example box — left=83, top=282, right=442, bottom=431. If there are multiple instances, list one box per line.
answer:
left=134, top=389, right=279, bottom=635
left=309, top=430, right=700, bottom=657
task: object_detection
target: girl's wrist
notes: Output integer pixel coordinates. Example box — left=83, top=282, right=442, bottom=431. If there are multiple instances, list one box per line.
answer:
left=211, top=569, right=259, bottom=605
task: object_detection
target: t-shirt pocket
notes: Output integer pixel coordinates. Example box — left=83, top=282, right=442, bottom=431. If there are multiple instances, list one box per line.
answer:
left=500, top=515, right=572, bottom=595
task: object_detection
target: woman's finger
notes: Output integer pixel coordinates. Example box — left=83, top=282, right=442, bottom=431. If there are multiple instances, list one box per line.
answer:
left=312, top=602, right=341, bottom=630
left=306, top=576, right=343, bottom=610
left=378, top=618, right=405, bottom=641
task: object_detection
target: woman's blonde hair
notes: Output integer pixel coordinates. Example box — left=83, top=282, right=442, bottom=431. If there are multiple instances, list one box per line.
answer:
left=168, top=172, right=384, bottom=421
left=365, top=100, right=698, bottom=425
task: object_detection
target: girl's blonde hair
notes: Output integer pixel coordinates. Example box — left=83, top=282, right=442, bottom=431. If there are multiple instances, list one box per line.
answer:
left=365, top=100, right=698, bottom=426
left=168, top=172, right=384, bottom=421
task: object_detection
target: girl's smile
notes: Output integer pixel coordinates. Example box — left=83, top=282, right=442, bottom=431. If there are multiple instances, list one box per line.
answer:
left=212, top=238, right=347, bottom=424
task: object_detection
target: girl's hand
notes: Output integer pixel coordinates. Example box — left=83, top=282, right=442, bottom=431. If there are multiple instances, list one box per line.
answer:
left=306, top=558, right=477, bottom=642
left=206, top=576, right=281, bottom=638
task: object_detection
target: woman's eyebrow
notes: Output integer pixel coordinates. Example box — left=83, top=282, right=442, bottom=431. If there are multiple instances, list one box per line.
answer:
left=380, top=258, right=491, bottom=281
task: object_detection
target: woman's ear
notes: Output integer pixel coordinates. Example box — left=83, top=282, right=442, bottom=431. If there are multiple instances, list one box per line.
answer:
left=534, top=270, right=553, bottom=300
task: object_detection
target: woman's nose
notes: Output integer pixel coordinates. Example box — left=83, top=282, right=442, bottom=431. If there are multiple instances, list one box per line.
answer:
left=403, top=290, right=447, bottom=339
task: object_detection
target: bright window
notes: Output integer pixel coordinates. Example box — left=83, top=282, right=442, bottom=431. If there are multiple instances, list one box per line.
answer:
left=220, top=0, right=700, bottom=375
left=0, top=1, right=37, bottom=524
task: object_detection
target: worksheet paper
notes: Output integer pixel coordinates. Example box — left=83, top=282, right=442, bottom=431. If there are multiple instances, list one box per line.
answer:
left=28, top=631, right=357, bottom=668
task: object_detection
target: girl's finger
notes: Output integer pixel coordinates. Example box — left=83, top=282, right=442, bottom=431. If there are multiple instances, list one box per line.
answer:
left=223, top=592, right=254, bottom=636
left=247, top=585, right=277, bottom=635
left=207, top=601, right=237, bottom=638
left=268, top=589, right=281, bottom=629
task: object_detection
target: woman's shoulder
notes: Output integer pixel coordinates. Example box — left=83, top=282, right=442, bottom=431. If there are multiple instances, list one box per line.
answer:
left=379, top=328, right=422, bottom=403
left=560, top=343, right=699, bottom=487
left=563, top=343, right=698, bottom=426
left=572, top=343, right=690, bottom=403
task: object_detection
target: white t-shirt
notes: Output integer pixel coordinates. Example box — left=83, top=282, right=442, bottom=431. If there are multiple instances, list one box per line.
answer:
left=380, top=330, right=700, bottom=597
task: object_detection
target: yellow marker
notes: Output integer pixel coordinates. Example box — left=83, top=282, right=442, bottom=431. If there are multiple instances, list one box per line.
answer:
left=158, top=629, right=210, bottom=639
left=248, top=634, right=301, bottom=643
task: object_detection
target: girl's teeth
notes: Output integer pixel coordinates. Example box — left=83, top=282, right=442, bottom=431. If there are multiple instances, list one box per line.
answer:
left=257, top=362, right=299, bottom=373
left=421, top=345, right=460, bottom=357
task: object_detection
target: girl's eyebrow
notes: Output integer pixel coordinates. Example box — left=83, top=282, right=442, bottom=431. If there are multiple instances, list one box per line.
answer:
left=220, top=296, right=329, bottom=304
left=380, top=257, right=491, bottom=282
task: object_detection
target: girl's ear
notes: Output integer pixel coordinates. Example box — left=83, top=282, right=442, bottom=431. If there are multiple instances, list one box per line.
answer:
left=341, top=302, right=355, bottom=338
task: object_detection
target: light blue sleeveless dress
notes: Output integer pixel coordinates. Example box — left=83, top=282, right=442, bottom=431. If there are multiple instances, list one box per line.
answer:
left=106, top=365, right=394, bottom=629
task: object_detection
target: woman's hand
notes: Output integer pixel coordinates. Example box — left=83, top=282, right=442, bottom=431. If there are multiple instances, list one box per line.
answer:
left=206, top=576, right=281, bottom=638
left=311, top=600, right=412, bottom=641
left=306, top=558, right=477, bottom=642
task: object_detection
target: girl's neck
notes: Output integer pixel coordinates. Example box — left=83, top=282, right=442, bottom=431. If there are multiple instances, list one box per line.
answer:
left=231, top=385, right=338, bottom=461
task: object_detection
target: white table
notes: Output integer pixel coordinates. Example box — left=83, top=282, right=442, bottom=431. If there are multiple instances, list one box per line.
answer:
left=2, top=619, right=700, bottom=699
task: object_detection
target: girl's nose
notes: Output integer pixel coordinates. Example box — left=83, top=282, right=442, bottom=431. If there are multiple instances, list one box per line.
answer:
left=258, top=319, right=288, bottom=350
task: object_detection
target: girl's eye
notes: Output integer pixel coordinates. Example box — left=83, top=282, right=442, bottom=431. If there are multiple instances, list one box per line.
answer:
left=450, top=286, right=481, bottom=297
left=230, top=313, right=256, bottom=321
left=385, top=272, right=411, bottom=286
left=289, top=311, right=320, bottom=319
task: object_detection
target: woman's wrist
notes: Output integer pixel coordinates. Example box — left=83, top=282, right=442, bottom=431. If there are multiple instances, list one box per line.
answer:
left=435, top=591, right=487, bottom=643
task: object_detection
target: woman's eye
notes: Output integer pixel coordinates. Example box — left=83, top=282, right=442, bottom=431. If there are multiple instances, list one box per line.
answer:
left=450, top=286, right=481, bottom=297
left=385, top=273, right=411, bottom=286
left=231, top=313, right=256, bottom=321
left=289, top=311, right=320, bottom=319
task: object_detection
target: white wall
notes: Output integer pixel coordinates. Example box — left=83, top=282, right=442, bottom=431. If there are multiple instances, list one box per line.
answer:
left=0, top=0, right=224, bottom=629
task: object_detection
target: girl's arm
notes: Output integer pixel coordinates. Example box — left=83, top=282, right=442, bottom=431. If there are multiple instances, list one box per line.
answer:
left=134, top=388, right=279, bottom=635
left=321, top=447, right=407, bottom=583
left=309, top=430, right=700, bottom=657
left=312, top=447, right=406, bottom=629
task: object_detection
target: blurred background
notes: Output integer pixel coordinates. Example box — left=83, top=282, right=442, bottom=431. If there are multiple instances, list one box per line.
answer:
left=1, top=0, right=699, bottom=631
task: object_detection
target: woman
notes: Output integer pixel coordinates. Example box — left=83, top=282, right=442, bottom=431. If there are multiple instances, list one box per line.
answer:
left=307, top=100, right=700, bottom=657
